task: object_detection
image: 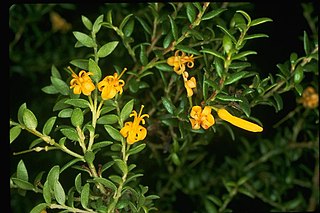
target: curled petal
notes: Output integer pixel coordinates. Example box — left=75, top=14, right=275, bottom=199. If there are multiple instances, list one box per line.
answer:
left=217, top=108, right=263, bottom=132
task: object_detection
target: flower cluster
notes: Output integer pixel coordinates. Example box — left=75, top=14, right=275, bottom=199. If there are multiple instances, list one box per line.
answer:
left=120, top=105, right=149, bottom=144
left=69, top=67, right=126, bottom=100
left=167, top=50, right=196, bottom=97
left=297, top=86, right=319, bottom=109
left=189, top=106, right=263, bottom=132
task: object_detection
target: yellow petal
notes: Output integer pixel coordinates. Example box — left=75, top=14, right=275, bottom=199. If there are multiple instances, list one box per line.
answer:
left=217, top=109, right=263, bottom=132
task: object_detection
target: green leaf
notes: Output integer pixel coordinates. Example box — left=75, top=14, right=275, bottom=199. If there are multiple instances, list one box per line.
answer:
left=200, top=48, right=225, bottom=60
left=41, top=85, right=59, bottom=95
left=92, top=15, right=104, bottom=34
left=43, top=181, right=51, bottom=204
left=161, top=97, right=176, bottom=114
left=250, top=17, right=273, bottom=27
left=163, top=32, right=173, bottom=48
left=73, top=31, right=95, bottom=48
left=75, top=173, right=82, bottom=193
left=168, top=15, right=178, bottom=40
left=135, top=16, right=151, bottom=35
left=120, top=99, right=134, bottom=122
left=114, top=159, right=128, bottom=175
left=23, top=108, right=38, bottom=130
left=47, top=165, right=60, bottom=191
left=214, top=57, right=224, bottom=78
left=51, top=76, right=70, bottom=96
left=10, top=126, right=21, bottom=144
left=17, top=103, right=27, bottom=125
left=51, top=64, right=61, bottom=79
left=93, top=177, right=117, bottom=192
left=140, top=45, right=148, bottom=66
left=119, top=14, right=133, bottom=31
left=88, top=58, right=101, bottom=83
left=97, top=41, right=119, bottom=58
left=80, top=183, right=90, bottom=209
left=224, top=71, right=248, bottom=85
left=186, top=3, right=197, bottom=23
left=216, top=25, right=237, bottom=43
left=303, top=31, right=310, bottom=55
left=294, top=65, right=304, bottom=84
left=61, top=159, right=83, bottom=173
left=239, top=98, right=251, bottom=117
left=30, top=203, right=48, bottom=213
left=70, top=59, right=89, bottom=70
left=58, top=108, right=73, bottom=118
left=64, top=98, right=90, bottom=108
left=11, top=178, right=35, bottom=190
left=97, top=114, right=119, bottom=125
left=60, top=128, right=79, bottom=141
left=244, top=33, right=269, bottom=41
left=84, top=151, right=95, bottom=164
left=81, top=15, right=92, bottom=30
left=17, top=160, right=28, bottom=181
left=155, top=62, right=173, bottom=72
left=92, top=141, right=113, bottom=150
left=54, top=181, right=66, bottom=205
left=104, top=125, right=123, bottom=141
left=42, top=116, right=57, bottom=135
left=127, top=143, right=146, bottom=156
left=202, top=8, right=227, bottom=20
left=273, top=92, right=283, bottom=111
left=176, top=44, right=200, bottom=55
left=216, top=94, right=243, bottom=102
left=232, top=51, right=257, bottom=60
left=236, top=10, right=251, bottom=25
left=71, top=108, right=84, bottom=127
left=123, top=19, right=135, bottom=37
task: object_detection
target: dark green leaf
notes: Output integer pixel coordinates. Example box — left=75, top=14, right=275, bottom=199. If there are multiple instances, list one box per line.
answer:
left=135, top=16, right=151, bottom=35
left=97, top=114, right=119, bottom=125
left=176, top=44, right=200, bottom=55
left=120, top=99, right=134, bottom=122
left=161, top=97, right=176, bottom=114
left=163, top=32, right=173, bottom=48
left=232, top=51, right=257, bottom=60
left=70, top=59, right=89, bottom=70
left=11, top=178, right=35, bottom=191
left=200, top=48, right=225, bottom=60
left=168, top=15, right=178, bottom=40
left=250, top=17, right=273, bottom=27
left=216, top=94, right=243, bottom=102
left=88, top=58, right=101, bottom=83
left=216, top=25, right=237, bottom=43
left=127, top=143, right=146, bottom=156
left=140, top=45, right=148, bottom=66
left=186, top=3, right=197, bottom=23
left=104, top=125, right=123, bottom=141
left=224, top=71, right=248, bottom=85
left=58, top=108, right=73, bottom=118
left=60, top=128, right=79, bottom=141
left=123, top=19, right=135, bottom=37
left=244, top=33, right=269, bottom=40
left=51, top=76, right=70, bottom=96
left=114, top=159, right=128, bottom=175
left=202, top=8, right=227, bottom=20
left=93, top=177, right=117, bottom=192
left=64, top=98, right=90, bottom=108
left=92, top=141, right=113, bottom=150
left=71, top=108, right=84, bottom=127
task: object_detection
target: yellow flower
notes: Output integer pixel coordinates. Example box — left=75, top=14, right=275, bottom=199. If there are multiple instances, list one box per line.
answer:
left=69, top=67, right=95, bottom=96
left=189, top=106, right=215, bottom=130
left=297, top=86, right=319, bottom=109
left=97, top=68, right=126, bottom=100
left=217, top=108, right=263, bottom=132
left=182, top=71, right=197, bottom=97
left=167, top=50, right=194, bottom=75
left=120, top=105, right=149, bottom=144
